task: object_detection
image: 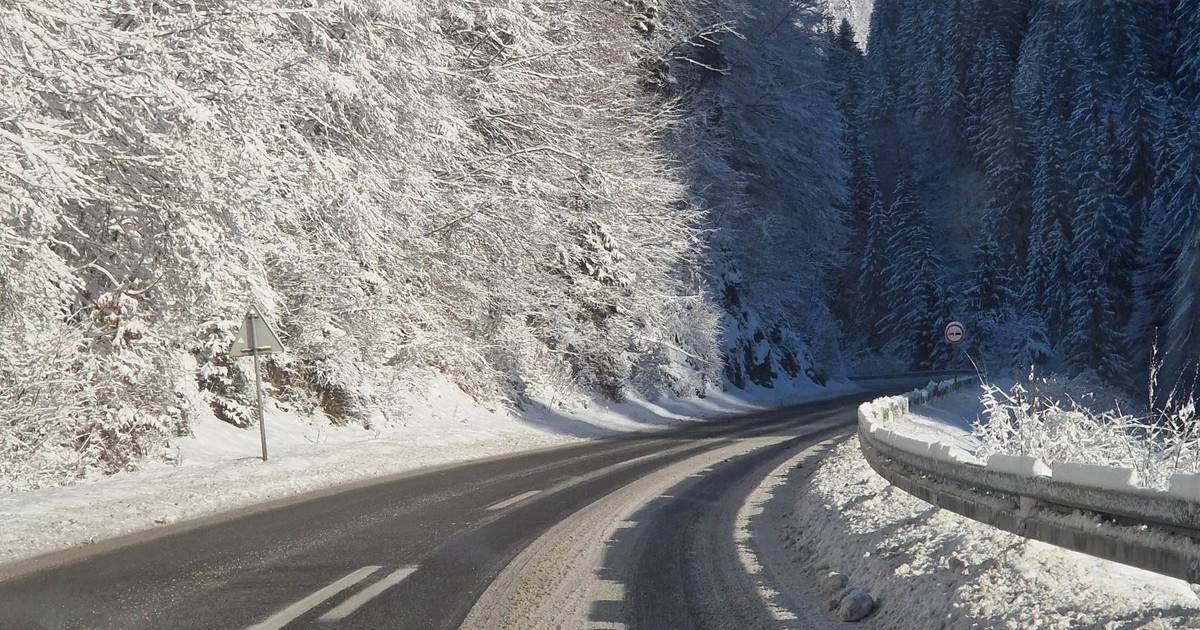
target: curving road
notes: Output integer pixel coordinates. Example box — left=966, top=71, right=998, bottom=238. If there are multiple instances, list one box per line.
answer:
left=0, top=384, right=923, bottom=630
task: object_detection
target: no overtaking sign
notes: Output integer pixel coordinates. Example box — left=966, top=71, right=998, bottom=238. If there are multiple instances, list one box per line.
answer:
left=944, top=321, right=965, bottom=345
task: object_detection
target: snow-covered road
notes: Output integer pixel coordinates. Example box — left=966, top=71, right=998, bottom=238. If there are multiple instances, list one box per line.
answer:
left=0, top=377, right=858, bottom=572
left=463, top=415, right=855, bottom=629
left=9, top=376, right=1188, bottom=629
left=0, top=391, right=876, bottom=630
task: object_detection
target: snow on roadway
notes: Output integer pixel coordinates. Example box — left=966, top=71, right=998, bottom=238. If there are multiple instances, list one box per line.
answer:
left=779, top=386, right=1200, bottom=629
left=0, top=373, right=857, bottom=570
left=463, top=413, right=857, bottom=630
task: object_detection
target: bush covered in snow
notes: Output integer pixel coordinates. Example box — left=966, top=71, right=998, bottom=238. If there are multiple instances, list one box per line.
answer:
left=972, top=378, right=1200, bottom=490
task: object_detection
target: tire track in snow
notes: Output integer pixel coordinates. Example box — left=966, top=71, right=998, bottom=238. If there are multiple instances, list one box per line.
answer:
left=463, top=419, right=854, bottom=629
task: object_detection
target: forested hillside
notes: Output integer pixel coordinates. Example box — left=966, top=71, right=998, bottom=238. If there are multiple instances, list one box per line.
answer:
left=0, top=0, right=846, bottom=489
left=832, top=0, right=1200, bottom=399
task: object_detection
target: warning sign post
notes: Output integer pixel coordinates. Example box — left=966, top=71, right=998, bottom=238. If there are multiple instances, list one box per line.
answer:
left=231, top=305, right=285, bottom=461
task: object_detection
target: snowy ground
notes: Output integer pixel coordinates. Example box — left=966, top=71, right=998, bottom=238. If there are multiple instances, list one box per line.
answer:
left=777, top=385, right=1200, bottom=629
left=0, top=374, right=855, bottom=570
left=885, top=380, right=985, bottom=454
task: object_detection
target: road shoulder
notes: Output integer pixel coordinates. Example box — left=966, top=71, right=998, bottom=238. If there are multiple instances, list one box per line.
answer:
left=783, top=437, right=1200, bottom=628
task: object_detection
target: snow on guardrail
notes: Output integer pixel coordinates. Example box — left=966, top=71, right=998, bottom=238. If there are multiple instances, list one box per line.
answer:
left=1170, top=473, right=1200, bottom=502
left=857, top=378, right=1200, bottom=584
left=1051, top=462, right=1139, bottom=491
left=984, top=453, right=1051, bottom=478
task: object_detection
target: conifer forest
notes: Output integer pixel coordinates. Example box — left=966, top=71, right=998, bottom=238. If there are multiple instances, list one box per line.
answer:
left=833, top=0, right=1200, bottom=403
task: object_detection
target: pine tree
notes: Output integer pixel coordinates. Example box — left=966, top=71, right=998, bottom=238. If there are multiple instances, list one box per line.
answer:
left=1157, top=108, right=1200, bottom=395
left=893, top=1, right=928, bottom=120
left=962, top=223, right=1013, bottom=357
left=966, top=0, right=1028, bottom=51
left=979, top=96, right=1033, bottom=270
left=910, top=4, right=946, bottom=123
left=1013, top=244, right=1053, bottom=373
left=1164, top=227, right=1200, bottom=400
left=1027, top=113, right=1073, bottom=341
left=828, top=17, right=874, bottom=330
left=1069, top=0, right=1139, bottom=87
left=1131, top=193, right=1177, bottom=383
left=966, top=32, right=1015, bottom=166
left=880, top=177, right=919, bottom=347
left=858, top=188, right=892, bottom=350
left=862, top=0, right=904, bottom=125
left=964, top=227, right=1012, bottom=315
left=881, top=177, right=949, bottom=369
left=935, top=0, right=972, bottom=140
left=1099, top=122, right=1137, bottom=327
left=1065, top=148, right=1130, bottom=382
left=843, top=137, right=879, bottom=260
left=832, top=133, right=880, bottom=327
left=1174, top=0, right=1200, bottom=104
left=1144, top=2, right=1200, bottom=396
left=1117, top=37, right=1162, bottom=237
left=827, top=19, right=865, bottom=118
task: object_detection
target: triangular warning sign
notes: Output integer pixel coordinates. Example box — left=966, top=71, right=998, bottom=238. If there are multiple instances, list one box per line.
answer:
left=229, top=305, right=286, bottom=357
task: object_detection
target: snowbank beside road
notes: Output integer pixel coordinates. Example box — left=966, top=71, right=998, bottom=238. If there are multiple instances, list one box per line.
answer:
left=885, top=383, right=982, bottom=452
left=784, top=438, right=1200, bottom=628
left=0, top=375, right=854, bottom=571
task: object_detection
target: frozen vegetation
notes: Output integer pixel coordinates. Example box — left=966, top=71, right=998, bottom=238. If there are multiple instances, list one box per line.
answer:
left=0, top=0, right=849, bottom=490
left=973, top=376, right=1200, bottom=490
left=865, top=373, right=1200, bottom=491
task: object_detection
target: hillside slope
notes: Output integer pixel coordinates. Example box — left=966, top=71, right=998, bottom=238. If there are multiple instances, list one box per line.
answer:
left=0, top=0, right=847, bottom=490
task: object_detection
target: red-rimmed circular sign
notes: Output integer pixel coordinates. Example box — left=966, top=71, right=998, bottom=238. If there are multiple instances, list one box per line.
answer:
left=944, top=321, right=965, bottom=345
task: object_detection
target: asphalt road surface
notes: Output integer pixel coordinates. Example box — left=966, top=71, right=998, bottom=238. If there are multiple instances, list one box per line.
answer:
left=0, top=382, right=927, bottom=630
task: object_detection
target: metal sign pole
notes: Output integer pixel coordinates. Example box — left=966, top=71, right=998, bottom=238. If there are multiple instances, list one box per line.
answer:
left=955, top=345, right=961, bottom=387
left=230, top=304, right=284, bottom=462
left=248, top=311, right=268, bottom=462
left=944, top=321, right=966, bottom=387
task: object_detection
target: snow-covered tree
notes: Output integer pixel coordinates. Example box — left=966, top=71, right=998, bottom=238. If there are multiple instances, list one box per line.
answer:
left=1155, top=108, right=1200, bottom=396
left=857, top=188, right=893, bottom=350
left=1065, top=146, right=1131, bottom=382
left=8, top=0, right=861, bottom=488
left=880, top=177, right=951, bottom=369
left=686, top=0, right=850, bottom=387
left=849, top=0, right=1200, bottom=393
left=1026, top=115, right=1074, bottom=341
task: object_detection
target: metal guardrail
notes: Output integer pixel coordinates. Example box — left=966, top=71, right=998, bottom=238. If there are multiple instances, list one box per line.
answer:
left=857, top=381, right=1200, bottom=584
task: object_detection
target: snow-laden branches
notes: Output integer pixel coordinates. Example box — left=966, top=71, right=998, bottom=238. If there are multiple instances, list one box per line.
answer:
left=0, top=0, right=740, bottom=490
left=973, top=380, right=1200, bottom=489
left=1, top=0, right=852, bottom=490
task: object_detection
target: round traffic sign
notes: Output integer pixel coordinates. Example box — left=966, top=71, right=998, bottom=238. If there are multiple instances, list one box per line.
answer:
left=944, top=321, right=965, bottom=345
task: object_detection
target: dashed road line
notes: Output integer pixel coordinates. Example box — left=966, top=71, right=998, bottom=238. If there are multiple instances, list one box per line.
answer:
left=486, top=490, right=542, bottom=511
left=248, top=565, right=380, bottom=630
left=319, top=565, right=419, bottom=622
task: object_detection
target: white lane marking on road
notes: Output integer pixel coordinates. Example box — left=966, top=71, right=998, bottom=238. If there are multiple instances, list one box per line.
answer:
left=487, top=490, right=542, bottom=511
left=248, top=565, right=380, bottom=630
left=319, top=565, right=419, bottom=622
